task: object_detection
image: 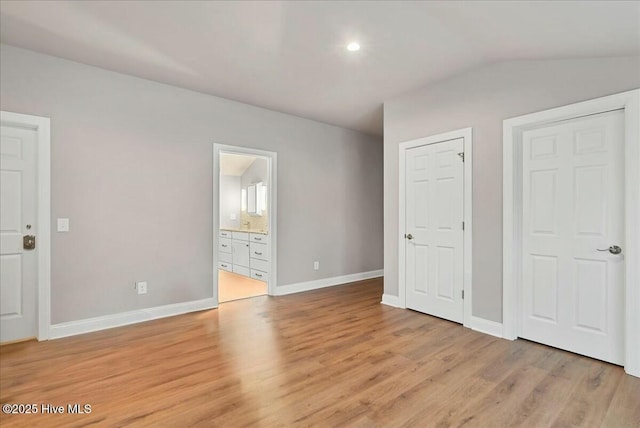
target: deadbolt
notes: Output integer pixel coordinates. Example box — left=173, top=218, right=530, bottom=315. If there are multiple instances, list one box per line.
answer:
left=23, top=235, right=36, bottom=250
left=26, top=224, right=32, bottom=230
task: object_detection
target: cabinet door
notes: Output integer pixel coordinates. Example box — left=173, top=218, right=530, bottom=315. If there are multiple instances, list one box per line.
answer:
left=232, top=240, right=250, bottom=268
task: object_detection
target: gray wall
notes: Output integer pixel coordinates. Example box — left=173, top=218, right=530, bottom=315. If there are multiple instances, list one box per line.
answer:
left=219, top=175, right=241, bottom=230
left=384, top=57, right=640, bottom=323
left=0, top=45, right=383, bottom=324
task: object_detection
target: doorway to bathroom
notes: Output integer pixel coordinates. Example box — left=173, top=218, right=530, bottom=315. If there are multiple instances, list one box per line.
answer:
left=213, top=144, right=277, bottom=304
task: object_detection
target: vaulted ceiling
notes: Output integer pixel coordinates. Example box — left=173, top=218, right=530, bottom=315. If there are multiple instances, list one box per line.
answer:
left=1, top=1, right=638, bottom=136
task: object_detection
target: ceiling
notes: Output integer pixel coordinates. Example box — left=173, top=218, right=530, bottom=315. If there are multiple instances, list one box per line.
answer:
left=220, top=153, right=255, bottom=177
left=1, top=1, right=638, bottom=136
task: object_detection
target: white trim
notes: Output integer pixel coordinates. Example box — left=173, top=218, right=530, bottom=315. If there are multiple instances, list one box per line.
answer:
left=49, top=298, right=216, bottom=339
left=381, top=293, right=403, bottom=308
left=275, top=270, right=383, bottom=296
left=469, top=316, right=504, bottom=338
left=213, top=144, right=278, bottom=302
left=0, top=111, right=51, bottom=341
left=398, top=127, right=473, bottom=322
left=502, top=89, right=640, bottom=378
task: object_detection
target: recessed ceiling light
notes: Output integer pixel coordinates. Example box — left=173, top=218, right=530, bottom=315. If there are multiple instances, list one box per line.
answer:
left=346, top=42, right=360, bottom=52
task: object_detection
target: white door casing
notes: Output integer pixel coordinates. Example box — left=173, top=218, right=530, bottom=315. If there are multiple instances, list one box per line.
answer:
left=212, top=144, right=277, bottom=304
left=398, top=127, right=473, bottom=327
left=521, top=110, right=624, bottom=364
left=503, top=89, right=640, bottom=377
left=0, top=111, right=51, bottom=342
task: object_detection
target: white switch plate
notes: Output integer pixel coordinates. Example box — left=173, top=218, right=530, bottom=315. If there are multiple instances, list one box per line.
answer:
left=136, top=281, right=148, bottom=294
left=57, top=218, right=70, bottom=232
left=313, top=261, right=319, bottom=270
left=230, top=213, right=237, bottom=220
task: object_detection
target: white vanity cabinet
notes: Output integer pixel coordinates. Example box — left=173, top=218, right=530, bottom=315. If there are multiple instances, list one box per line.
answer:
left=248, top=233, right=269, bottom=283
left=219, top=230, right=269, bottom=284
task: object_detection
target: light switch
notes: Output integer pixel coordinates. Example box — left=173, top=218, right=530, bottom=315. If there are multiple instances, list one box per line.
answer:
left=57, top=218, right=70, bottom=232
left=230, top=213, right=237, bottom=220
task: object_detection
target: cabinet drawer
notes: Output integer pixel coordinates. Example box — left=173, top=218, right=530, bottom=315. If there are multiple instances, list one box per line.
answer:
left=218, top=261, right=232, bottom=272
left=249, top=242, right=269, bottom=261
left=249, top=233, right=269, bottom=244
left=250, top=258, right=269, bottom=272
left=219, top=230, right=232, bottom=238
left=250, top=269, right=268, bottom=283
left=219, top=252, right=232, bottom=264
left=232, top=231, right=249, bottom=241
left=219, top=238, right=232, bottom=253
left=232, top=264, right=250, bottom=277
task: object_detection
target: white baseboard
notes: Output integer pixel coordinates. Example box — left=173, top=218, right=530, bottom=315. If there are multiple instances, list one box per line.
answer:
left=49, top=298, right=217, bottom=340
left=381, top=293, right=404, bottom=308
left=469, top=315, right=504, bottom=338
left=275, top=269, right=383, bottom=296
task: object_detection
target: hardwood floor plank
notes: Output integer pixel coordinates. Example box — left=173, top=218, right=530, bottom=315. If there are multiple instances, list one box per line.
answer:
left=1, top=278, right=636, bottom=427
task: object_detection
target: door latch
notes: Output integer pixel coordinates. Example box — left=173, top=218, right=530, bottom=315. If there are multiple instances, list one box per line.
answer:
left=23, top=235, right=36, bottom=250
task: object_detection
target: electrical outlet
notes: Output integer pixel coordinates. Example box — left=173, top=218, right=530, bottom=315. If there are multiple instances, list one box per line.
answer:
left=136, top=281, right=148, bottom=295
left=313, top=261, right=319, bottom=271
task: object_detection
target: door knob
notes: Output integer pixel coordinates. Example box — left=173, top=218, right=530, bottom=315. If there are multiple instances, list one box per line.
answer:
left=405, top=234, right=413, bottom=240
left=597, top=245, right=622, bottom=255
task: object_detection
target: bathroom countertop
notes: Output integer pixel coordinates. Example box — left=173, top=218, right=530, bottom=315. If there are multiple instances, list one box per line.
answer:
left=221, top=228, right=268, bottom=235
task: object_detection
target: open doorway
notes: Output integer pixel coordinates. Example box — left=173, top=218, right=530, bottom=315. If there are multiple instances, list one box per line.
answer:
left=213, top=144, right=277, bottom=304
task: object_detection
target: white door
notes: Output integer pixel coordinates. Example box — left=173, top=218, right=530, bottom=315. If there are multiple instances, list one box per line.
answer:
left=521, top=109, right=624, bottom=364
left=405, top=138, right=464, bottom=323
left=1, top=123, right=38, bottom=343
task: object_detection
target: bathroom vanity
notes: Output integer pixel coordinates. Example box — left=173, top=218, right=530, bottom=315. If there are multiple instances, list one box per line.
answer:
left=218, top=229, right=269, bottom=284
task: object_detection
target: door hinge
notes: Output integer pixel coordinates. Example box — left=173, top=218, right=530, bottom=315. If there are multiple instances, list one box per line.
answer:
left=462, top=290, right=465, bottom=299
left=457, top=152, right=464, bottom=162
left=462, top=221, right=465, bottom=231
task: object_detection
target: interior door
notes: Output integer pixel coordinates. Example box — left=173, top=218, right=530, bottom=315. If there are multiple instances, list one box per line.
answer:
left=1, top=123, right=38, bottom=343
left=521, top=109, right=624, bottom=364
left=405, top=138, right=464, bottom=323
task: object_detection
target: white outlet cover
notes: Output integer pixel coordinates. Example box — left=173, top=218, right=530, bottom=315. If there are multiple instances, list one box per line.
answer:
left=136, top=281, right=148, bottom=294
left=57, top=218, right=70, bottom=232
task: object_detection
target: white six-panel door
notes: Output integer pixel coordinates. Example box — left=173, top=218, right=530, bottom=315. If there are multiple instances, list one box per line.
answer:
left=521, top=110, right=624, bottom=364
left=1, top=123, right=38, bottom=343
left=405, top=138, right=464, bottom=323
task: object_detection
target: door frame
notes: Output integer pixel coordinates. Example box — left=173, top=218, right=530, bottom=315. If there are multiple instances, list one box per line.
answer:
left=398, top=127, right=473, bottom=326
left=502, top=89, right=640, bottom=377
left=212, top=143, right=277, bottom=305
left=0, top=111, right=51, bottom=341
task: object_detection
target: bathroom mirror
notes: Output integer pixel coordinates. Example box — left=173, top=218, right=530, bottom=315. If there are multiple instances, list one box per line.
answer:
left=248, top=182, right=266, bottom=216
left=247, top=184, right=258, bottom=215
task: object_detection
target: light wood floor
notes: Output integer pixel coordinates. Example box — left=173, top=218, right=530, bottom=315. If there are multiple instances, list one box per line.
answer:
left=218, top=270, right=267, bottom=303
left=1, top=278, right=638, bottom=427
